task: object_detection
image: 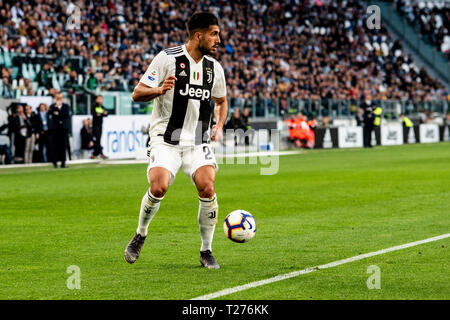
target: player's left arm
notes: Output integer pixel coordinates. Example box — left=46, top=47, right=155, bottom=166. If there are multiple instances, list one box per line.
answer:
left=211, top=61, right=227, bottom=141
left=211, top=96, right=228, bottom=141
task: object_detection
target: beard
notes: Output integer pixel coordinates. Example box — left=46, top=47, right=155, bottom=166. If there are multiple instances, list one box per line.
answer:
left=198, top=42, right=214, bottom=56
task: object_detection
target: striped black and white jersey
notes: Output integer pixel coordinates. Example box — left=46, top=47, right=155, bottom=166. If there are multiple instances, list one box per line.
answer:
left=140, top=44, right=226, bottom=146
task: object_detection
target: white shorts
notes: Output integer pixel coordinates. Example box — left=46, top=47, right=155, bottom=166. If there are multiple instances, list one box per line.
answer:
left=146, top=136, right=218, bottom=185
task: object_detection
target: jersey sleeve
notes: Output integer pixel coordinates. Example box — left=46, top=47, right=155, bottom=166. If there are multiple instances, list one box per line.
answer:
left=211, top=61, right=227, bottom=99
left=139, top=51, right=168, bottom=88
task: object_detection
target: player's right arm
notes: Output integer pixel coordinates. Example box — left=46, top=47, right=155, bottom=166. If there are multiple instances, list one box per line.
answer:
left=132, top=51, right=176, bottom=102
left=132, top=76, right=177, bottom=102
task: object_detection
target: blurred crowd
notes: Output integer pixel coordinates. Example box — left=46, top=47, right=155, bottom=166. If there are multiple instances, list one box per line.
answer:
left=395, top=0, right=450, bottom=58
left=0, top=91, right=112, bottom=165
left=0, top=0, right=448, bottom=111
left=0, top=101, right=52, bottom=164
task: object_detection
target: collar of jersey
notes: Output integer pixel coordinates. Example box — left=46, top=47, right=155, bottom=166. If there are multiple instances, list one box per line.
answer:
left=182, top=44, right=204, bottom=65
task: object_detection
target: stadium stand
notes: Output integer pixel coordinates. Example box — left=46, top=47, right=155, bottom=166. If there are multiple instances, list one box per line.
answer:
left=0, top=0, right=448, bottom=110
left=394, top=0, right=450, bottom=58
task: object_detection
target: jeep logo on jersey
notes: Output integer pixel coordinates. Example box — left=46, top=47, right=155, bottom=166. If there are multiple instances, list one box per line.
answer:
left=179, top=84, right=210, bottom=101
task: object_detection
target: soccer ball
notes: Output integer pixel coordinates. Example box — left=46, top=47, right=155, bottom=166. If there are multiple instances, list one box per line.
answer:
left=223, top=210, right=257, bottom=243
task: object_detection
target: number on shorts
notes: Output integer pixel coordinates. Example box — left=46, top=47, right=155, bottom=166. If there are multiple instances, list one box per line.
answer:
left=203, top=146, right=212, bottom=160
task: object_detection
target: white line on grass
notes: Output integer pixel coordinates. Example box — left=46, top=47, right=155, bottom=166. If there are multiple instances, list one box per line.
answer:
left=191, top=233, right=450, bottom=300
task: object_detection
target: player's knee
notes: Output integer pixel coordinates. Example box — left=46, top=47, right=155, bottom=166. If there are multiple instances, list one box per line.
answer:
left=198, top=182, right=215, bottom=199
left=148, top=167, right=170, bottom=198
left=150, top=182, right=168, bottom=198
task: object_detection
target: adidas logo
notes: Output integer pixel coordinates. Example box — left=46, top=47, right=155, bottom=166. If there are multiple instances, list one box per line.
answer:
left=179, top=70, right=187, bottom=77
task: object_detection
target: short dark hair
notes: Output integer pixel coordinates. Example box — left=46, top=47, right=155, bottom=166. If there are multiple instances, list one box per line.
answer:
left=187, top=12, right=218, bottom=36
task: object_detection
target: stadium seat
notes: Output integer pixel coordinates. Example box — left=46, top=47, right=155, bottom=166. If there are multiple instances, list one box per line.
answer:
left=27, top=63, right=36, bottom=80
left=57, top=73, right=67, bottom=88
left=381, top=43, right=389, bottom=56
left=31, top=81, right=38, bottom=92
left=402, top=63, right=410, bottom=73
left=364, top=42, right=373, bottom=51
left=52, top=73, right=61, bottom=91
left=121, top=79, right=129, bottom=91
left=21, top=63, right=30, bottom=80
left=373, top=42, right=380, bottom=52
left=3, top=51, right=12, bottom=68
left=37, top=86, right=48, bottom=96
left=11, top=67, right=19, bottom=79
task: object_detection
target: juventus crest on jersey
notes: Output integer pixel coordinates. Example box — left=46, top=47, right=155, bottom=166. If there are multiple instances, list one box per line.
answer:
left=140, top=44, right=226, bottom=146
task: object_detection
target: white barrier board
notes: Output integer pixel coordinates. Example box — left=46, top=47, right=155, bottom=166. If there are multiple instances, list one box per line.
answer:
left=381, top=124, right=403, bottom=146
left=419, top=124, right=439, bottom=143
left=72, top=115, right=150, bottom=159
left=338, top=126, right=363, bottom=148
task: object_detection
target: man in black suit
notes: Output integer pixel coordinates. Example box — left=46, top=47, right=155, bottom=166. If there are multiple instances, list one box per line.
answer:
left=48, top=92, right=71, bottom=168
left=362, top=101, right=374, bottom=148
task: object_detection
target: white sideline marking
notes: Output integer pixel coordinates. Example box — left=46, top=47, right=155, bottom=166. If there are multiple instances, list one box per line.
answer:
left=191, top=233, right=450, bottom=300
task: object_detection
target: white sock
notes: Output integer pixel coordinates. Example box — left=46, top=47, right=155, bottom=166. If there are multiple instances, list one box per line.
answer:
left=198, top=194, right=218, bottom=252
left=136, top=190, right=163, bottom=237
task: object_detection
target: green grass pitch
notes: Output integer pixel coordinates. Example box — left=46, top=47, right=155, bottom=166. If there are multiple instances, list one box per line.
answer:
left=0, top=143, right=449, bottom=300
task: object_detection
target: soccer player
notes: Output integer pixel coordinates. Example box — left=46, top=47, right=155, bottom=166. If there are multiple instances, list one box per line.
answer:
left=124, top=12, right=228, bottom=269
